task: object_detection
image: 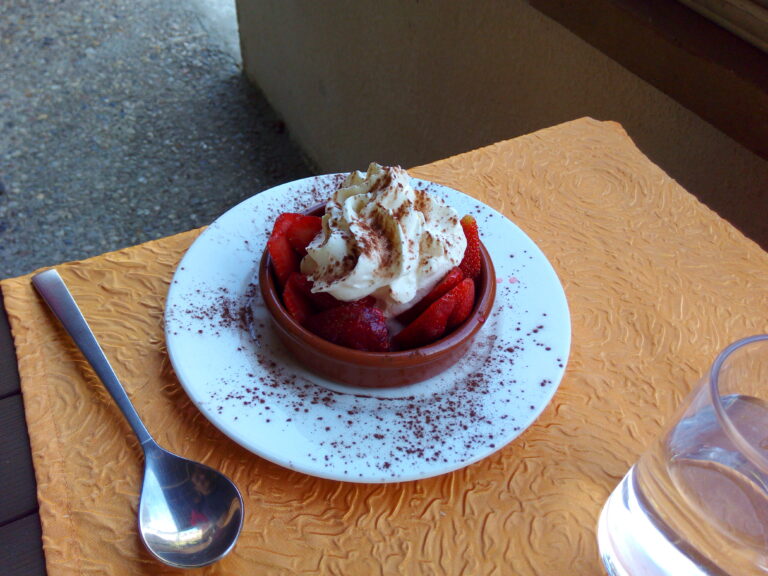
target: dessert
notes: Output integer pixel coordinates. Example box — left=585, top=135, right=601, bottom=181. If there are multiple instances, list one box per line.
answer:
left=265, top=163, right=487, bottom=352
left=300, top=163, right=467, bottom=317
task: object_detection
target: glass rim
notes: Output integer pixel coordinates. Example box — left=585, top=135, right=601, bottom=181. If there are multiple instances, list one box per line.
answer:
left=709, top=334, right=768, bottom=473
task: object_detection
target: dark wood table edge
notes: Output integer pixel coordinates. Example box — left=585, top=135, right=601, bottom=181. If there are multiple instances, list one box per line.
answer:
left=0, top=289, right=47, bottom=576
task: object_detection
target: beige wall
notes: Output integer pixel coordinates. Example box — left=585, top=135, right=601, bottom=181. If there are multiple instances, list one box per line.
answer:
left=236, top=0, right=767, bottom=248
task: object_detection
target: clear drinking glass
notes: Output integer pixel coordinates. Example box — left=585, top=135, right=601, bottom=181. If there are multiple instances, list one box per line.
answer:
left=598, top=334, right=768, bottom=575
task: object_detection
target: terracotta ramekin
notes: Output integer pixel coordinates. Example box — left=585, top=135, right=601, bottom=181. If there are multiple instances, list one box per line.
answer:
left=258, top=211, right=496, bottom=388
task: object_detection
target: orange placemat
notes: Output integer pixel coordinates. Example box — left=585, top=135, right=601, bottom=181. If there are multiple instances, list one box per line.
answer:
left=4, top=118, right=768, bottom=575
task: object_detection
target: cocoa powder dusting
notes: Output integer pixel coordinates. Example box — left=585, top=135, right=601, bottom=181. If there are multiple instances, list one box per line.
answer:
left=369, top=171, right=392, bottom=193
left=168, top=174, right=566, bottom=480
left=185, top=266, right=562, bottom=479
left=340, top=210, right=396, bottom=273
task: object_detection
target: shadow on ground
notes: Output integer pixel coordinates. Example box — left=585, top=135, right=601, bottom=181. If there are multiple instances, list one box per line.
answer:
left=0, top=0, right=312, bottom=279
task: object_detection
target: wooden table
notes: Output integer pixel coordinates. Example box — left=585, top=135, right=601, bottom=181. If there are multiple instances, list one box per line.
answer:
left=2, top=118, right=766, bottom=575
left=0, top=291, right=45, bottom=575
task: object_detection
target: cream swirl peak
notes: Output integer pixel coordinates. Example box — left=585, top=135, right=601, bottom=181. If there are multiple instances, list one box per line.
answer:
left=300, top=163, right=467, bottom=317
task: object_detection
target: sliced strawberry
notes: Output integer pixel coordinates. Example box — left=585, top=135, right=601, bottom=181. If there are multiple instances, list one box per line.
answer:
left=268, top=236, right=298, bottom=289
left=392, top=289, right=457, bottom=350
left=305, top=304, right=390, bottom=352
left=459, top=214, right=481, bottom=279
left=268, top=213, right=302, bottom=287
left=269, top=212, right=301, bottom=239
left=446, top=277, right=475, bottom=328
left=291, top=273, right=377, bottom=311
left=397, top=266, right=464, bottom=325
left=282, top=274, right=313, bottom=325
left=355, top=295, right=377, bottom=308
left=289, top=273, right=339, bottom=311
left=287, top=215, right=323, bottom=255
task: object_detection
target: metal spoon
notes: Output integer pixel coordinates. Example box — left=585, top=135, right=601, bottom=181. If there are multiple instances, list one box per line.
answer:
left=32, top=269, right=244, bottom=568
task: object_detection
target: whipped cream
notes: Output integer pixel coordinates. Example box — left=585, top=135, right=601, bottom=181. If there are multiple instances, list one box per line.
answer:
left=300, top=163, right=467, bottom=317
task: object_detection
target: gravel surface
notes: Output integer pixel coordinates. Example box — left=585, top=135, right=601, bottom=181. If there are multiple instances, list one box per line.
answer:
left=0, top=0, right=313, bottom=279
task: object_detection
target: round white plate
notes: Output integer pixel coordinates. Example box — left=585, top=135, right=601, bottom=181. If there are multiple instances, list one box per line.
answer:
left=165, top=174, right=571, bottom=483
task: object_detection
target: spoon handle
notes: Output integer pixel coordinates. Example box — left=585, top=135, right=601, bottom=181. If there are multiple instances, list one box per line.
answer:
left=32, top=269, right=154, bottom=446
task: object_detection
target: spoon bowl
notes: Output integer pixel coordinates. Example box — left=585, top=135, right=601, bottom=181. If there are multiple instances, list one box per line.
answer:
left=139, top=443, right=243, bottom=568
left=32, top=269, right=244, bottom=568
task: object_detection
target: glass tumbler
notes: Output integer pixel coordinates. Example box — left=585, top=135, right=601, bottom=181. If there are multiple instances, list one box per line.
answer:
left=598, top=334, right=768, bottom=575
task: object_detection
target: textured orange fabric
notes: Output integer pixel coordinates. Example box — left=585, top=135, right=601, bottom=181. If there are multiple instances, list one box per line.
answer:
left=3, top=118, right=768, bottom=575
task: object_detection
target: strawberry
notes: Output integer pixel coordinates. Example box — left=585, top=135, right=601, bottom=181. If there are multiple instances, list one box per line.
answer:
left=290, top=273, right=340, bottom=311
left=305, top=304, right=390, bottom=352
left=392, top=289, right=457, bottom=350
left=446, top=277, right=475, bottom=328
left=354, top=295, right=378, bottom=308
left=287, top=215, right=323, bottom=255
left=459, top=214, right=481, bottom=279
left=282, top=274, right=313, bottom=325
left=268, top=213, right=302, bottom=287
left=290, top=273, right=376, bottom=311
left=397, top=266, right=464, bottom=325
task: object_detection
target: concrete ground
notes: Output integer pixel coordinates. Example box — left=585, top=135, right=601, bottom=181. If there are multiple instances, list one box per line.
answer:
left=0, top=0, right=313, bottom=280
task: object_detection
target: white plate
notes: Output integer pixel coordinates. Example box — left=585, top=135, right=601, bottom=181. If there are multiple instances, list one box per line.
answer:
left=165, top=174, right=571, bottom=483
